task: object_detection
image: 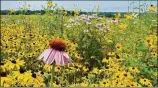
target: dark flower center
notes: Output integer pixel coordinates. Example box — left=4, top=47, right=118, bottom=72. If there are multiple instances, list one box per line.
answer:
left=132, top=67, right=135, bottom=70
left=0, top=62, right=4, bottom=65
left=11, top=60, right=16, bottom=64
left=32, top=73, right=37, bottom=78
left=117, top=46, right=120, bottom=49
left=124, top=73, right=127, bottom=77
left=74, top=66, right=78, bottom=69
left=20, top=69, right=25, bottom=74
left=103, top=82, right=106, bottom=84
left=40, top=72, right=44, bottom=75
left=49, top=38, right=67, bottom=51
left=0, top=72, right=7, bottom=77
left=116, top=55, right=120, bottom=59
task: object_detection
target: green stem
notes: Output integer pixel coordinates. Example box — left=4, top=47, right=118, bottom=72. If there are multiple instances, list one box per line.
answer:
left=61, top=66, right=64, bottom=86
left=50, top=62, right=55, bottom=87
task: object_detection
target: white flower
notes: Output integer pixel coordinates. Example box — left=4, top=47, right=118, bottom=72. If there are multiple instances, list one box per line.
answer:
left=132, top=13, right=139, bottom=18
left=97, top=17, right=102, bottom=20
left=92, top=14, right=98, bottom=18
left=110, top=19, right=120, bottom=23
left=152, top=20, right=156, bottom=22
left=66, top=25, right=71, bottom=28
left=83, top=29, right=89, bottom=33
left=69, top=19, right=75, bottom=23
left=86, top=21, right=91, bottom=25
left=64, top=24, right=67, bottom=26
left=95, top=23, right=103, bottom=28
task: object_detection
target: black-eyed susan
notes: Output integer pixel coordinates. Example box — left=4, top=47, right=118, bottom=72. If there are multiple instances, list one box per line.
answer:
left=0, top=62, right=6, bottom=72
left=139, top=78, right=151, bottom=86
left=74, top=10, right=79, bottom=16
left=115, top=43, right=123, bottom=51
left=5, top=58, right=25, bottom=70
left=149, top=5, right=156, bottom=12
left=145, top=36, right=154, bottom=46
left=90, top=84, right=98, bottom=87
left=129, top=66, right=140, bottom=73
left=150, top=51, right=157, bottom=58
left=82, top=66, right=89, bottom=72
left=43, top=64, right=51, bottom=72
left=80, top=82, right=88, bottom=87
left=9, top=8, right=14, bottom=13
left=119, top=23, right=127, bottom=30
left=47, top=1, right=55, bottom=8
left=121, top=71, right=133, bottom=79
left=124, top=14, right=133, bottom=20
left=107, top=51, right=115, bottom=56
left=31, top=73, right=45, bottom=87
left=102, top=56, right=112, bottom=63
left=0, top=72, right=15, bottom=87
left=99, top=79, right=110, bottom=87
left=55, top=66, right=61, bottom=72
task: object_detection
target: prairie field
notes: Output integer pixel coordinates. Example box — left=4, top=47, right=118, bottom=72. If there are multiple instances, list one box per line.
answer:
left=0, top=1, right=157, bottom=87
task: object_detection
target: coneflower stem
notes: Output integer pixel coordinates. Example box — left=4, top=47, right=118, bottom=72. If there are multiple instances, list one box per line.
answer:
left=50, top=62, right=55, bottom=87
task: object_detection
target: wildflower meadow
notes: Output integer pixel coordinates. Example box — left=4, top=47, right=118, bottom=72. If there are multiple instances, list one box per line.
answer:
left=0, top=1, right=157, bottom=87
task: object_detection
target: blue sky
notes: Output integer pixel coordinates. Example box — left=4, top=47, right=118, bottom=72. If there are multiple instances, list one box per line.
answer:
left=1, top=1, right=157, bottom=12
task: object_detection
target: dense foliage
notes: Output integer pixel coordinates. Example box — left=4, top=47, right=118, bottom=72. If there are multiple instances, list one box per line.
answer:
left=0, top=1, right=157, bottom=87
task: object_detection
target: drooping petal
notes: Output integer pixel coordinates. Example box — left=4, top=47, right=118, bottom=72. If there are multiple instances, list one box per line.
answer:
left=46, top=50, right=56, bottom=64
left=39, top=48, right=52, bottom=62
left=54, top=51, right=62, bottom=65
left=63, top=52, right=72, bottom=63
left=60, top=52, right=65, bottom=65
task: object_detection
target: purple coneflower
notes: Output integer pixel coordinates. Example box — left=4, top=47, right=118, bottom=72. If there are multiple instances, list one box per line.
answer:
left=39, top=38, right=72, bottom=65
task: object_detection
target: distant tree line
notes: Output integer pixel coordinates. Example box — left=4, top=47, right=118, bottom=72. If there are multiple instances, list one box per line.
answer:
left=1, top=10, right=128, bottom=17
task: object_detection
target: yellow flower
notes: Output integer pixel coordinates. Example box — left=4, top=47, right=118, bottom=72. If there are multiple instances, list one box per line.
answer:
left=119, top=23, right=127, bottom=30
left=47, top=1, right=55, bottom=8
left=28, top=4, right=31, bottom=8
left=107, top=51, right=115, bottom=56
left=44, top=64, right=51, bottom=72
left=55, top=66, right=61, bottom=72
left=92, top=68, right=99, bottom=74
left=99, top=79, right=110, bottom=87
left=64, top=10, right=67, bottom=15
left=0, top=62, right=6, bottom=72
left=82, top=66, right=89, bottom=72
left=102, top=56, right=112, bottom=63
left=90, top=83, right=98, bottom=87
left=96, top=5, right=100, bottom=10
left=9, top=8, right=14, bottom=13
left=0, top=72, right=15, bottom=87
left=107, top=40, right=113, bottom=43
left=30, top=73, right=45, bottom=87
left=74, top=10, right=79, bottom=16
left=149, top=5, right=156, bottom=12
left=139, top=78, right=151, bottom=86
left=145, top=36, right=153, bottom=46
left=151, top=51, right=157, bottom=58
left=124, top=14, right=133, bottom=20
left=115, top=43, right=123, bottom=51
left=129, top=66, right=140, bottom=73
left=80, top=82, right=88, bottom=87
left=5, top=59, right=25, bottom=70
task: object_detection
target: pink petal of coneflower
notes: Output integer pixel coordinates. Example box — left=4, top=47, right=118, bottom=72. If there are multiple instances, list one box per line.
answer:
left=39, top=48, right=52, bottom=62
left=63, top=52, right=72, bottom=63
left=46, top=49, right=56, bottom=64
left=39, top=49, right=72, bottom=65
left=54, top=51, right=62, bottom=65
